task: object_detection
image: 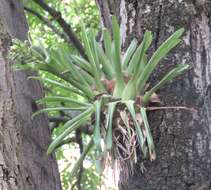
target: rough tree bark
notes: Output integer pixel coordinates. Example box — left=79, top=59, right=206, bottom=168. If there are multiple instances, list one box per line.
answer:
left=0, top=0, right=61, bottom=190
left=97, top=0, right=211, bottom=189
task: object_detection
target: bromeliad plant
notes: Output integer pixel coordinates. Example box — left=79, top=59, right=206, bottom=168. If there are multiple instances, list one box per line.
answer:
left=11, top=16, right=189, bottom=181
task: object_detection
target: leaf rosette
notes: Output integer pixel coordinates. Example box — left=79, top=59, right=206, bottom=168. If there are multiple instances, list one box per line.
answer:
left=10, top=16, right=190, bottom=182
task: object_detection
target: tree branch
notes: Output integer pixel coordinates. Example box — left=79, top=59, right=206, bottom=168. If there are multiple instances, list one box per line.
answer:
left=31, top=0, right=86, bottom=58
left=96, top=0, right=112, bottom=32
left=24, top=6, right=70, bottom=43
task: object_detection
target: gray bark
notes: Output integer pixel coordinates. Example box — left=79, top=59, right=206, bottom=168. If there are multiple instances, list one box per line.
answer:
left=0, top=0, right=61, bottom=190
left=97, top=0, right=211, bottom=189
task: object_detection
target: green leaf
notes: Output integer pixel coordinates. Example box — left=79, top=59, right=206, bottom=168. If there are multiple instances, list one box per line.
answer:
left=31, top=74, right=94, bottom=100
left=47, top=106, right=94, bottom=154
left=80, top=70, right=95, bottom=85
left=96, top=43, right=114, bottom=79
left=143, top=64, right=190, bottom=103
left=140, top=107, right=156, bottom=160
left=137, top=28, right=185, bottom=93
left=29, top=76, right=85, bottom=97
left=103, top=28, right=112, bottom=64
left=121, top=79, right=137, bottom=101
left=111, top=16, right=125, bottom=97
left=95, top=150, right=104, bottom=174
left=61, top=74, right=95, bottom=99
left=50, top=49, right=66, bottom=72
left=37, top=96, right=90, bottom=107
left=59, top=47, right=90, bottom=87
left=122, top=31, right=152, bottom=100
left=89, top=31, right=101, bottom=73
left=93, top=100, right=102, bottom=149
left=127, top=31, right=152, bottom=76
left=106, top=102, right=117, bottom=150
left=32, top=107, right=87, bottom=118
left=122, top=39, right=138, bottom=69
left=125, top=101, right=147, bottom=156
left=81, top=24, right=105, bottom=92
left=72, top=55, right=92, bottom=73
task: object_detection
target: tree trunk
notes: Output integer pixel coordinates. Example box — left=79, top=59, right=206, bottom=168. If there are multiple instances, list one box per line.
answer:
left=0, top=1, right=61, bottom=190
left=97, top=0, right=211, bottom=189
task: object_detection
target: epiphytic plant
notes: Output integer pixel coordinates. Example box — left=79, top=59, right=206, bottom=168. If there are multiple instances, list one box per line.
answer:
left=10, top=16, right=189, bottom=182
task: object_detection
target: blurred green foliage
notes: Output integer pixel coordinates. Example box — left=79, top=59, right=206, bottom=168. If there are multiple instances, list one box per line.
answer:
left=24, top=0, right=99, bottom=48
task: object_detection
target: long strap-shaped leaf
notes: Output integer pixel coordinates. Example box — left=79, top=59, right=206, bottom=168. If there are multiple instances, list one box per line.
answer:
left=127, top=31, right=152, bottom=76
left=32, top=107, right=88, bottom=118
left=69, top=139, right=94, bottom=182
left=32, top=42, right=49, bottom=61
left=93, top=100, right=105, bottom=174
left=103, top=28, right=112, bottom=65
left=122, top=32, right=152, bottom=100
left=37, top=96, right=91, bottom=107
left=48, top=59, right=95, bottom=99
left=106, top=102, right=117, bottom=151
left=111, top=16, right=125, bottom=97
left=33, top=50, right=95, bottom=99
left=49, top=49, right=65, bottom=72
left=71, top=55, right=92, bottom=73
left=125, top=101, right=147, bottom=156
left=137, top=28, right=185, bottom=93
left=96, top=43, right=114, bottom=79
left=67, top=55, right=95, bottom=85
left=122, top=39, right=138, bottom=69
left=93, top=100, right=102, bottom=149
left=29, top=76, right=85, bottom=97
left=140, top=107, right=156, bottom=161
left=66, top=78, right=94, bottom=99
left=47, top=106, right=94, bottom=154
left=60, top=48, right=90, bottom=88
left=80, top=70, right=95, bottom=85
left=90, top=31, right=101, bottom=74
left=62, top=75, right=95, bottom=99
left=81, top=24, right=105, bottom=92
left=143, top=64, right=190, bottom=103
left=33, top=72, right=94, bottom=100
